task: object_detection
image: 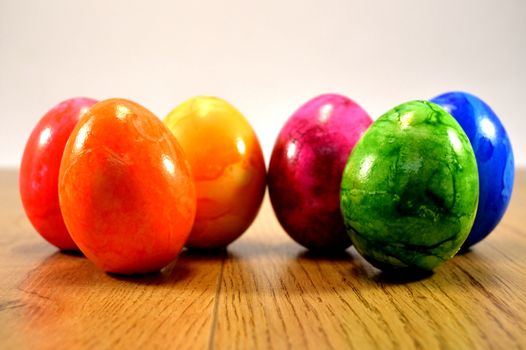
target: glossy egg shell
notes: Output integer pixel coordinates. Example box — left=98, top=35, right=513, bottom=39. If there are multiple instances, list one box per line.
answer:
left=164, top=96, right=266, bottom=249
left=20, top=97, right=97, bottom=250
left=431, top=92, right=514, bottom=250
left=59, top=99, right=196, bottom=274
left=341, top=100, right=479, bottom=271
left=268, top=94, right=372, bottom=251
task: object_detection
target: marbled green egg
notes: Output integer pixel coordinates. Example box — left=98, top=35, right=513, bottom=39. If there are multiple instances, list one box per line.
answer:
left=340, top=100, right=479, bottom=271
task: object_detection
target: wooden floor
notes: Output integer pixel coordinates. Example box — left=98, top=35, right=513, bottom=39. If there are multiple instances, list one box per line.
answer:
left=0, top=169, right=525, bottom=350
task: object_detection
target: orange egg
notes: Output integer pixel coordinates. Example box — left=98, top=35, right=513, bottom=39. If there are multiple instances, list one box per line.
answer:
left=59, top=98, right=196, bottom=274
left=164, top=96, right=266, bottom=249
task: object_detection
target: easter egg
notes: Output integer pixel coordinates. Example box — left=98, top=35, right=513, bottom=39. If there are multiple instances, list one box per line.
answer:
left=268, top=94, right=372, bottom=251
left=340, top=100, right=479, bottom=271
left=431, top=92, right=514, bottom=250
left=163, top=96, right=266, bottom=249
left=59, top=99, right=196, bottom=274
left=20, top=97, right=97, bottom=250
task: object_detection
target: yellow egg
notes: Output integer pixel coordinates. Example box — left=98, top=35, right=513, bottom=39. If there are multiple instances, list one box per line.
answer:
left=164, top=96, right=266, bottom=248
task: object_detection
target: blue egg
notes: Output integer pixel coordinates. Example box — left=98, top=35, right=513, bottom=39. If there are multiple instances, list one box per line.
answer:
left=430, top=91, right=514, bottom=250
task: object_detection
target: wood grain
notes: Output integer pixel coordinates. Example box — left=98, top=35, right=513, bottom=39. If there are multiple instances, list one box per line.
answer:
left=214, top=168, right=526, bottom=350
left=0, top=170, right=224, bottom=349
left=0, top=169, right=525, bottom=349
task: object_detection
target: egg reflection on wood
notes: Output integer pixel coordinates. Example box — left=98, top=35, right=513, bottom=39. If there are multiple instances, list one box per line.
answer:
left=340, top=100, right=479, bottom=271
left=268, top=94, right=372, bottom=251
left=431, top=92, right=514, bottom=250
left=164, top=96, right=266, bottom=249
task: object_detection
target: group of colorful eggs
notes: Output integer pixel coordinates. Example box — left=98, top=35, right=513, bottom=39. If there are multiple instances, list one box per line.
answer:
left=19, top=92, right=514, bottom=275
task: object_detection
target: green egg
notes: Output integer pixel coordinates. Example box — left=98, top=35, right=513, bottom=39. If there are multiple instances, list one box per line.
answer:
left=340, top=100, right=479, bottom=271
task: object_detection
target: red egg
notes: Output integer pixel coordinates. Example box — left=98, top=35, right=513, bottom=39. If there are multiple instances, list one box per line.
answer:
left=59, top=98, right=196, bottom=274
left=20, top=97, right=97, bottom=250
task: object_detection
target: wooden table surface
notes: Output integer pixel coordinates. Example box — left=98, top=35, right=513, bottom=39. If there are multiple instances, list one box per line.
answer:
left=0, top=169, right=525, bottom=350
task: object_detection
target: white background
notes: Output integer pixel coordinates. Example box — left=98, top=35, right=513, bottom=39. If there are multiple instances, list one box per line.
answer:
left=1, top=0, right=525, bottom=167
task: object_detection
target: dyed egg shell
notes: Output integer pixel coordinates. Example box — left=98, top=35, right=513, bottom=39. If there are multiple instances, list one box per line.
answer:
left=431, top=92, right=514, bottom=250
left=20, top=97, right=97, bottom=250
left=340, top=100, right=479, bottom=271
left=59, top=99, right=196, bottom=274
left=163, top=96, right=266, bottom=249
left=268, top=94, right=372, bottom=251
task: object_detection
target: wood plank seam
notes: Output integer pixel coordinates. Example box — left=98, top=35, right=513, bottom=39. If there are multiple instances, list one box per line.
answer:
left=208, top=250, right=226, bottom=350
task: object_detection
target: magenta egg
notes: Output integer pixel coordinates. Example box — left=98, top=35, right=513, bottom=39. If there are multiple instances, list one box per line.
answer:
left=268, top=94, right=372, bottom=251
